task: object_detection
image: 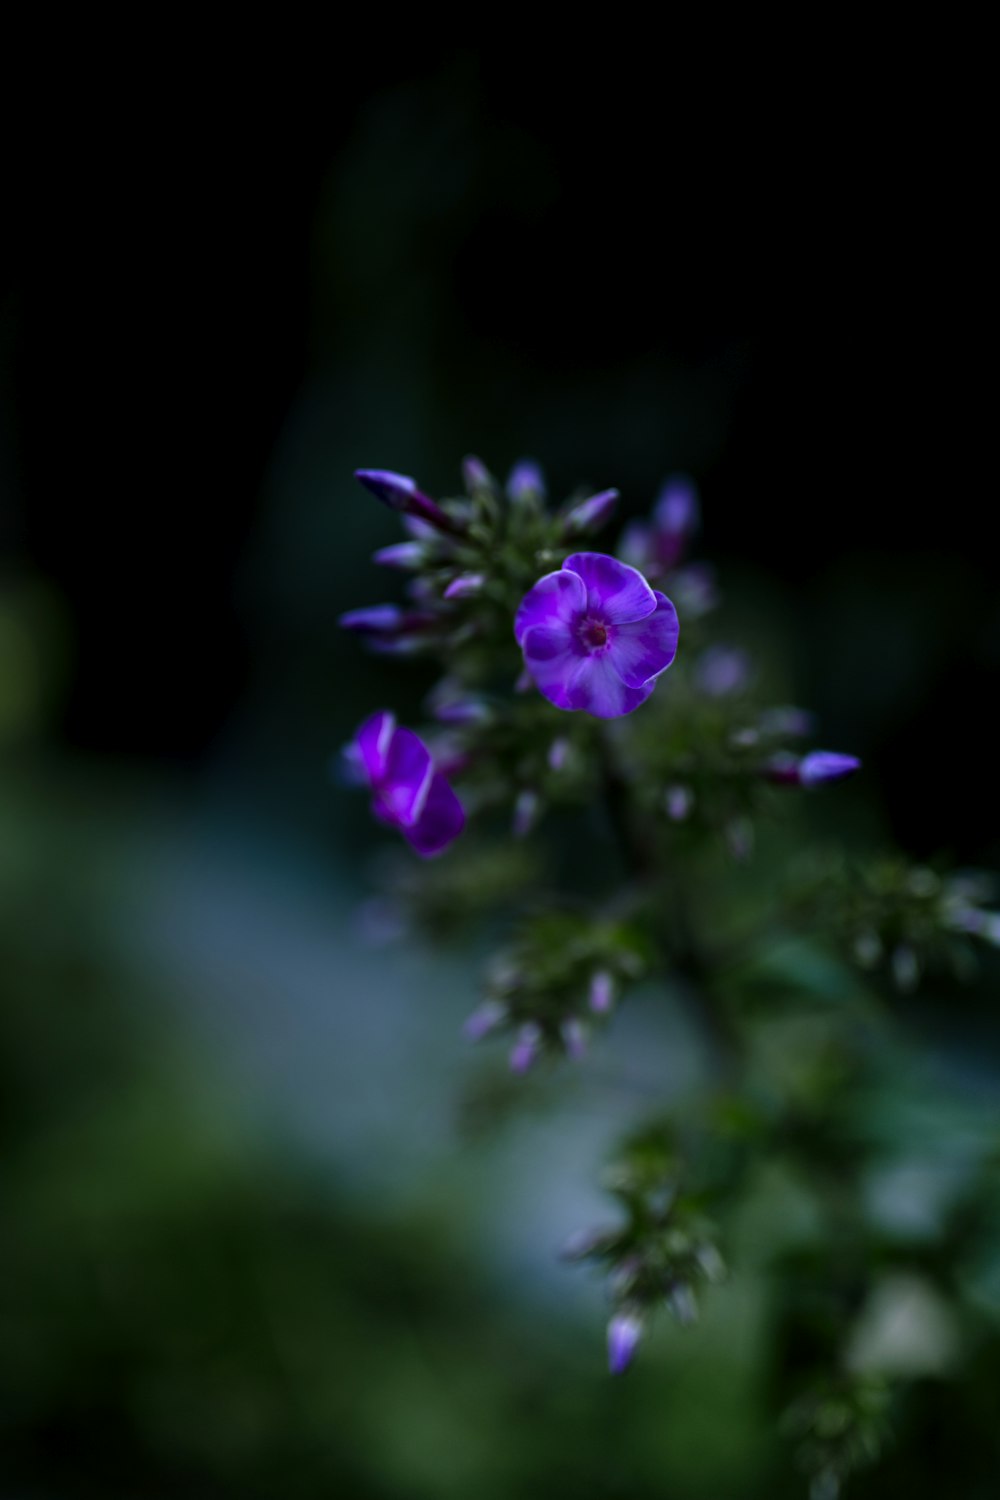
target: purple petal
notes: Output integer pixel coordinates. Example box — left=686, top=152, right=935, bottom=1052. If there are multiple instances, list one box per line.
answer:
left=507, top=459, right=546, bottom=503
left=611, top=591, right=680, bottom=688
left=521, top=621, right=585, bottom=710
left=354, top=710, right=396, bottom=785
left=402, top=771, right=465, bottom=856
left=564, top=652, right=655, bottom=719
left=798, top=751, right=861, bottom=787
left=562, top=552, right=656, bottom=624
left=379, top=727, right=434, bottom=826
left=514, top=569, right=588, bottom=645
left=607, top=1312, right=643, bottom=1374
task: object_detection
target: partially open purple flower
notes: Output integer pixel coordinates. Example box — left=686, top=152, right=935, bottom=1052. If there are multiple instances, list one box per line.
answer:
left=515, top=553, right=679, bottom=719
left=348, top=710, right=465, bottom=856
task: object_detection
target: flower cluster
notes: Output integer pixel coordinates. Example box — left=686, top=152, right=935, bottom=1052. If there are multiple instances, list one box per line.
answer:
left=339, top=458, right=861, bottom=859
left=562, top=1131, right=726, bottom=1374
left=462, top=910, right=647, bottom=1072
left=332, top=452, right=1000, bottom=1494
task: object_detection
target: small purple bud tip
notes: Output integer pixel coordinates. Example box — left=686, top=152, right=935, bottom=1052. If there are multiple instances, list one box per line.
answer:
left=513, top=789, right=540, bottom=838
left=461, top=454, right=493, bottom=493
left=509, top=1023, right=542, bottom=1075
left=561, top=1017, right=588, bottom=1060
left=463, top=1000, right=507, bottom=1042
left=354, top=468, right=464, bottom=537
left=559, top=1227, right=615, bottom=1261
left=607, top=1312, right=643, bottom=1375
left=508, top=459, right=546, bottom=504
left=798, top=751, right=861, bottom=787
left=372, top=541, right=425, bottom=570
left=665, top=785, right=693, bottom=822
left=588, top=970, right=614, bottom=1014
left=444, top=573, right=486, bottom=601
left=563, top=488, right=620, bottom=536
left=339, top=604, right=405, bottom=635
left=548, top=736, right=571, bottom=772
left=354, top=469, right=419, bottom=508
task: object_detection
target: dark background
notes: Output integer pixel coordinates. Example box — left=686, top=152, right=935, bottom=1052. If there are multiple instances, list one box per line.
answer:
left=1, top=39, right=996, bottom=1500
left=4, top=44, right=994, bottom=861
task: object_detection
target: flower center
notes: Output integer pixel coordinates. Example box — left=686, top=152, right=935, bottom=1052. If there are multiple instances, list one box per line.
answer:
left=579, top=616, right=611, bottom=651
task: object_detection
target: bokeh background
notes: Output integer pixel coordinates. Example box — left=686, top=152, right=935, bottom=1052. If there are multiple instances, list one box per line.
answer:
left=2, top=42, right=996, bottom=1498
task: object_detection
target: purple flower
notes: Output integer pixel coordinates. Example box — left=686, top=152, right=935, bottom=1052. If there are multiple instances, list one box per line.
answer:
left=607, top=1311, right=643, bottom=1374
left=354, top=468, right=465, bottom=537
left=349, top=710, right=465, bottom=857
left=514, top=553, right=679, bottom=719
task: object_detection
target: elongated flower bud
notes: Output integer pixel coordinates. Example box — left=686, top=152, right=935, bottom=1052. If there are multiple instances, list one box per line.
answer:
left=798, top=751, right=861, bottom=787
left=463, top=1000, right=507, bottom=1041
left=355, top=468, right=465, bottom=536
left=507, top=459, right=546, bottom=504
left=588, top=970, right=615, bottom=1014
left=461, top=454, right=495, bottom=494
left=444, top=573, right=486, bottom=601
left=510, top=1022, right=542, bottom=1074
left=561, top=1017, right=588, bottom=1060
left=372, top=541, right=425, bottom=570
left=339, top=605, right=436, bottom=637
left=562, top=488, right=619, bottom=536
left=764, top=751, right=861, bottom=788
left=607, top=1311, right=643, bottom=1374
left=665, top=785, right=693, bottom=822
